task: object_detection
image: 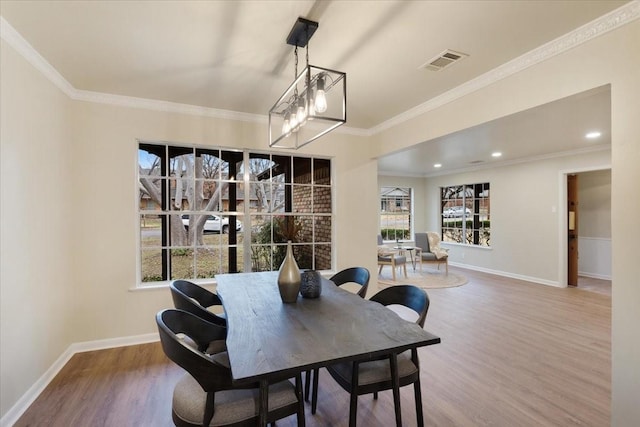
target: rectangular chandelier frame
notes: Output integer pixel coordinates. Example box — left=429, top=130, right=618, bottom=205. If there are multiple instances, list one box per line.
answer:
left=269, top=64, right=346, bottom=150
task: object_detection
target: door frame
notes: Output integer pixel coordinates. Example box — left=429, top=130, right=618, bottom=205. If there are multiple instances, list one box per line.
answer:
left=558, top=164, right=611, bottom=287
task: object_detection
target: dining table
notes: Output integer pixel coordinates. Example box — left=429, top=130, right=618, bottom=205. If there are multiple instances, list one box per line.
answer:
left=215, top=271, right=441, bottom=427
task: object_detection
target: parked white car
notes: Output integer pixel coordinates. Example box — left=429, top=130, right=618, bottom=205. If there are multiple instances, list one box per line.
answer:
left=443, top=206, right=472, bottom=218
left=181, top=214, right=242, bottom=233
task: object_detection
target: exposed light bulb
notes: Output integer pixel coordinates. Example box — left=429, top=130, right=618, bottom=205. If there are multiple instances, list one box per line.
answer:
left=296, top=98, right=307, bottom=126
left=282, top=113, right=291, bottom=135
left=289, top=112, right=299, bottom=132
left=314, top=76, right=327, bottom=113
left=308, top=93, right=316, bottom=118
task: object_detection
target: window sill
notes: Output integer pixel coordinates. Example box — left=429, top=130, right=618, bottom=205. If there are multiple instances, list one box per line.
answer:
left=440, top=242, right=492, bottom=250
left=129, top=270, right=337, bottom=292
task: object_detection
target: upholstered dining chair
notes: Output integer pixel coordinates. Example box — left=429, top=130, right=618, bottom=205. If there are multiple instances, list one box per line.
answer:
left=170, top=280, right=227, bottom=354
left=376, top=235, right=407, bottom=280
left=156, top=309, right=305, bottom=427
left=306, top=267, right=371, bottom=412
left=414, top=232, right=448, bottom=275
left=312, top=285, right=430, bottom=427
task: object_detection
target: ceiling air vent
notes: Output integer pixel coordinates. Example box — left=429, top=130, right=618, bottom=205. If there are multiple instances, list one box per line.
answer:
left=420, top=49, right=469, bottom=71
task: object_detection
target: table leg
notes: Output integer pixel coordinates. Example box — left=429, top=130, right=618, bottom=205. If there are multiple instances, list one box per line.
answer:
left=409, top=249, right=416, bottom=271
left=259, top=379, right=268, bottom=427
left=390, top=353, right=402, bottom=427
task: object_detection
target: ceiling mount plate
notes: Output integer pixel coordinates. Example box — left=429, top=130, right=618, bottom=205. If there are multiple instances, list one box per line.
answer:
left=286, top=17, right=319, bottom=47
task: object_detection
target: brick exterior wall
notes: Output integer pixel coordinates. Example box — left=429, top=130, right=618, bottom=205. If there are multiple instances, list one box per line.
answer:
left=292, top=164, right=332, bottom=270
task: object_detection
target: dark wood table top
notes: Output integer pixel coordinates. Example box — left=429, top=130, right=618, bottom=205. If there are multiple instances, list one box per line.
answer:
left=216, top=271, right=441, bottom=384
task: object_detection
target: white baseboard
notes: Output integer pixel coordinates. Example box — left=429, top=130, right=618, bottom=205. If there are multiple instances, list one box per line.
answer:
left=578, top=271, right=612, bottom=281
left=449, top=262, right=562, bottom=288
left=0, top=333, right=159, bottom=427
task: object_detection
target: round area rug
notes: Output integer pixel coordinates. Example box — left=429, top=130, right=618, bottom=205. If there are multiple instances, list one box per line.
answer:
left=378, top=267, right=468, bottom=289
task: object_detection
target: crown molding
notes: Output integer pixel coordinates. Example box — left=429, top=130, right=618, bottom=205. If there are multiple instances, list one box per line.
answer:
left=0, top=16, right=75, bottom=96
left=369, top=0, right=640, bottom=135
left=2, top=1, right=638, bottom=135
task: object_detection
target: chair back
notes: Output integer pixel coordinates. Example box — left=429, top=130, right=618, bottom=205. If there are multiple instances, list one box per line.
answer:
left=370, top=285, right=430, bottom=327
left=414, top=232, right=430, bottom=252
left=330, top=267, right=370, bottom=298
left=170, top=280, right=226, bottom=327
left=377, top=234, right=384, bottom=245
left=156, top=309, right=232, bottom=392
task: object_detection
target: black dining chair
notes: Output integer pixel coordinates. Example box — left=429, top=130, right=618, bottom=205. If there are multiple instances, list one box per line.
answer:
left=330, top=267, right=370, bottom=298
left=306, top=267, right=370, bottom=413
left=156, top=309, right=306, bottom=427
left=170, top=280, right=226, bottom=326
left=170, top=280, right=227, bottom=354
left=312, top=285, right=430, bottom=427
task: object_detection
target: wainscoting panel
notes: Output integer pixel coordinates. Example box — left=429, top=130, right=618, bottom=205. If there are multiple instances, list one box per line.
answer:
left=578, top=237, right=611, bottom=280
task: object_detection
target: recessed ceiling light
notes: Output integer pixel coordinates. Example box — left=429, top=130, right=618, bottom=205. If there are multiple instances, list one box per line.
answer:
left=434, top=163, right=442, bottom=168
left=585, top=131, right=601, bottom=139
left=492, top=152, right=502, bottom=158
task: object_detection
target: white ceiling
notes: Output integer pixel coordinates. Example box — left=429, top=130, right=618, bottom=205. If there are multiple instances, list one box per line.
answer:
left=378, top=85, right=612, bottom=177
left=1, top=1, right=623, bottom=174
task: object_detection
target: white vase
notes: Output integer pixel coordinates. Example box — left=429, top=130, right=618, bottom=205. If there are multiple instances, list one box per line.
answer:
left=277, top=241, right=301, bottom=303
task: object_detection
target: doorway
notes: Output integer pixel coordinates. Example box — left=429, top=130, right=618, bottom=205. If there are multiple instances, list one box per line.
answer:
left=563, top=168, right=612, bottom=289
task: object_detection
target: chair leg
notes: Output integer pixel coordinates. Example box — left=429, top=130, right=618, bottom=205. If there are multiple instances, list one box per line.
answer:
left=391, top=263, right=396, bottom=281
left=445, top=260, right=448, bottom=275
left=304, top=370, right=311, bottom=402
left=402, top=263, right=407, bottom=278
left=311, top=368, right=319, bottom=415
left=295, top=374, right=306, bottom=427
left=373, top=391, right=378, bottom=400
left=390, top=354, right=402, bottom=427
left=349, top=362, right=360, bottom=427
left=414, top=379, right=424, bottom=427
left=378, top=264, right=383, bottom=275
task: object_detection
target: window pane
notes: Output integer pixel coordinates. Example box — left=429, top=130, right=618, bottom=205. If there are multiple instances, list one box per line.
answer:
left=313, top=158, right=331, bottom=185
left=250, top=245, right=273, bottom=272
left=140, top=215, right=161, bottom=248
left=293, top=185, right=312, bottom=213
left=196, top=148, right=222, bottom=180
left=293, top=244, right=313, bottom=270
left=141, top=248, right=164, bottom=282
left=314, top=244, right=332, bottom=270
left=246, top=152, right=273, bottom=180
left=314, top=216, right=332, bottom=243
left=293, top=157, right=312, bottom=184
left=170, top=248, right=195, bottom=280
left=313, top=187, right=331, bottom=213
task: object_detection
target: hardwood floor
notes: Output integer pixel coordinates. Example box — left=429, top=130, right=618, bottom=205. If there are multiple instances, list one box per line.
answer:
left=577, top=275, right=611, bottom=296
left=15, top=268, right=611, bottom=427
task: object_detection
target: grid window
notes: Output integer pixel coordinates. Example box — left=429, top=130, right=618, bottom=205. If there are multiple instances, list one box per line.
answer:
left=138, top=143, right=332, bottom=284
left=379, top=187, right=412, bottom=241
left=441, top=183, right=490, bottom=246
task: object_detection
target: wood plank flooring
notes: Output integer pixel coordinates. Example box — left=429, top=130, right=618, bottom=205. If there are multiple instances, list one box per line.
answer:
left=15, top=269, right=611, bottom=427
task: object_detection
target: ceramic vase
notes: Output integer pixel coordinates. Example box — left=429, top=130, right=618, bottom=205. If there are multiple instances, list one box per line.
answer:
left=300, top=270, right=322, bottom=298
left=277, top=241, right=301, bottom=303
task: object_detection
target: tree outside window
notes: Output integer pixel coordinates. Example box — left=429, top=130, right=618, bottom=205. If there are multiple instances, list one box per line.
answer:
left=138, top=143, right=332, bottom=284
left=380, top=187, right=412, bottom=241
left=441, top=183, right=490, bottom=246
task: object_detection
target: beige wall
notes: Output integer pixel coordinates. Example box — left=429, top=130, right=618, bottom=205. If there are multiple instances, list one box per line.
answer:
left=373, top=20, right=640, bottom=425
left=1, top=16, right=639, bottom=427
left=0, top=40, right=76, bottom=416
left=421, top=150, right=610, bottom=284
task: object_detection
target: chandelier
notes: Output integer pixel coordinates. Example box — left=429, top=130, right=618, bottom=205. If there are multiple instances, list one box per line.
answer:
left=269, top=17, right=346, bottom=149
